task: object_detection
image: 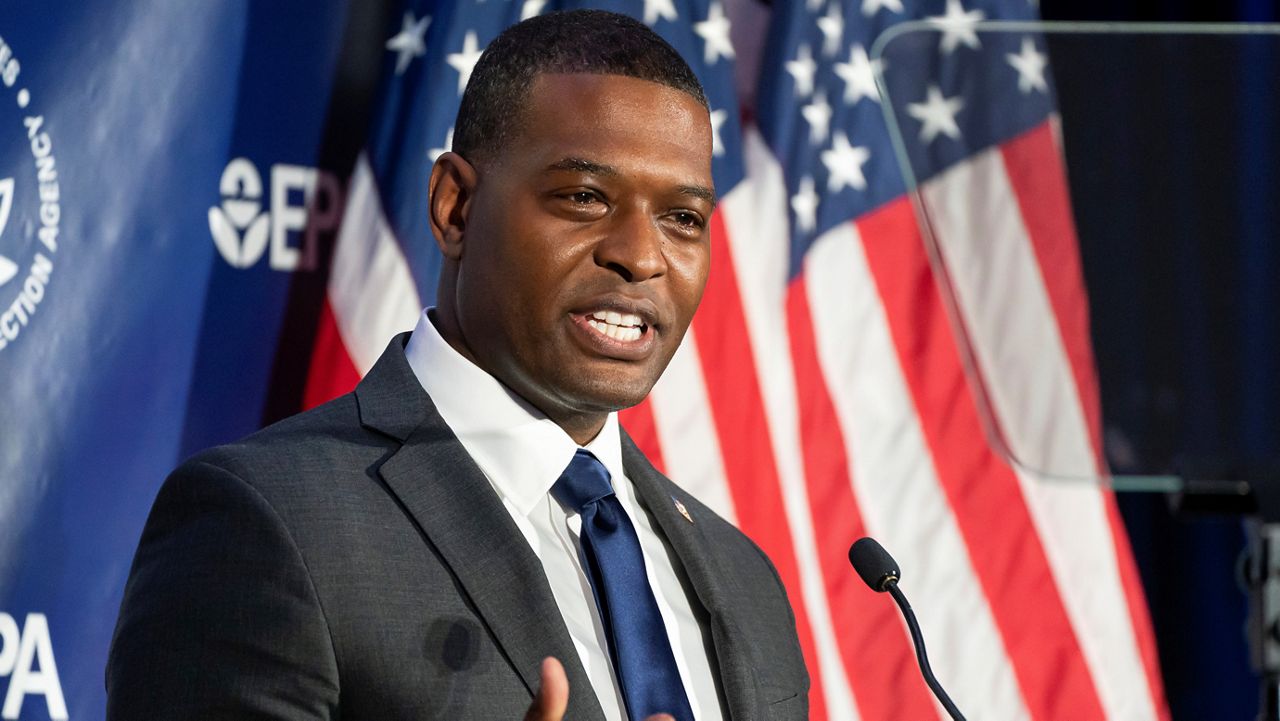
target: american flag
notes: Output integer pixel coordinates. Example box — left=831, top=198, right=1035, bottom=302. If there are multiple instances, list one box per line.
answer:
left=304, top=1, right=1170, bottom=719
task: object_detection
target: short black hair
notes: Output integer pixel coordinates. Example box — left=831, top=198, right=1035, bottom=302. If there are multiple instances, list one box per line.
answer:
left=452, top=9, right=708, bottom=164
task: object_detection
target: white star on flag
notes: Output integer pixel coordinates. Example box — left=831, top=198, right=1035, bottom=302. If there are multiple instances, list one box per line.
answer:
left=385, top=11, right=430, bottom=76
left=644, top=0, right=678, bottom=25
left=907, top=84, right=965, bottom=143
left=801, top=89, right=833, bottom=144
left=816, top=3, right=844, bottom=57
left=709, top=108, right=727, bottom=157
left=834, top=44, right=881, bottom=105
left=786, top=43, right=817, bottom=98
left=821, top=131, right=871, bottom=192
left=791, top=175, right=819, bottom=233
left=520, top=0, right=547, bottom=20
left=928, top=0, right=986, bottom=54
left=861, top=0, right=904, bottom=17
left=446, top=31, right=484, bottom=95
left=1007, top=37, right=1049, bottom=94
left=694, top=2, right=735, bottom=64
left=429, top=127, right=454, bottom=163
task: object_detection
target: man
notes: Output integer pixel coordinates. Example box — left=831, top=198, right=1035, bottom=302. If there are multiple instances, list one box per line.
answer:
left=107, top=10, right=807, bottom=720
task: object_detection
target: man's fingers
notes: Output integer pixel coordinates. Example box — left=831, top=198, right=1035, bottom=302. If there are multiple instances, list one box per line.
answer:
left=524, top=657, right=570, bottom=721
left=521, top=660, right=679, bottom=721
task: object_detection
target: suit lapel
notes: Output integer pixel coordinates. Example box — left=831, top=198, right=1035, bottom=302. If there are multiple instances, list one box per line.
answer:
left=621, top=434, right=760, bottom=721
left=355, top=336, right=605, bottom=721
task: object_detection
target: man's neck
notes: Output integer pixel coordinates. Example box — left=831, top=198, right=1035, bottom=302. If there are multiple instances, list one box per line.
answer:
left=428, top=308, right=608, bottom=447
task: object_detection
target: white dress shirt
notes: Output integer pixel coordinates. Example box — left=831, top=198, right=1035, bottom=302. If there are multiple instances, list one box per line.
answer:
left=403, top=309, right=725, bottom=721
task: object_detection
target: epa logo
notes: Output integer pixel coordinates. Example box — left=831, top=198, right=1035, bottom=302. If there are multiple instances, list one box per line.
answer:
left=208, top=158, right=343, bottom=271
left=0, top=34, right=62, bottom=354
left=0, top=613, right=66, bottom=720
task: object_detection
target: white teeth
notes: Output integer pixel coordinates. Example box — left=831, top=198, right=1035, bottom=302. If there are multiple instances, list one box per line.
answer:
left=589, top=310, right=644, bottom=327
left=586, top=316, right=644, bottom=342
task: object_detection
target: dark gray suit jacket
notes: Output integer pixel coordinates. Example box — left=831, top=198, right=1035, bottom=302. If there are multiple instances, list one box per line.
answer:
left=106, top=334, right=808, bottom=720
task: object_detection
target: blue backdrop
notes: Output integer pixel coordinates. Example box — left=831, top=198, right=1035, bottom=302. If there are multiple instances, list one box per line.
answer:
left=0, top=2, right=382, bottom=717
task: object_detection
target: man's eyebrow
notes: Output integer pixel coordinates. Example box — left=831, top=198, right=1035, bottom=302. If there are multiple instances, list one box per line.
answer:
left=546, top=156, right=716, bottom=205
left=546, top=157, right=619, bottom=176
left=676, top=184, right=716, bottom=206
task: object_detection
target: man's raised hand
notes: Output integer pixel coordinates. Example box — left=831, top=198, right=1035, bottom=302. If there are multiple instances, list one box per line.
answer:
left=525, top=658, right=570, bottom=721
left=523, top=657, right=677, bottom=721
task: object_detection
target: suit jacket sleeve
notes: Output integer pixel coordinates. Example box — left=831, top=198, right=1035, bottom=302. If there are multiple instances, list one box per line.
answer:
left=106, top=457, right=340, bottom=720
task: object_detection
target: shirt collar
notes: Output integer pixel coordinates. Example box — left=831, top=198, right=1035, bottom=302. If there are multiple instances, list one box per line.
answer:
left=403, top=308, right=624, bottom=516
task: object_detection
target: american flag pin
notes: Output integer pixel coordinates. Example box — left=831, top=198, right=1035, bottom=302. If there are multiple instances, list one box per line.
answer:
left=673, top=497, right=693, bottom=523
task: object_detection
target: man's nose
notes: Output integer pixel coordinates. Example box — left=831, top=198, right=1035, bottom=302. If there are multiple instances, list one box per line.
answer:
left=594, top=205, right=667, bottom=282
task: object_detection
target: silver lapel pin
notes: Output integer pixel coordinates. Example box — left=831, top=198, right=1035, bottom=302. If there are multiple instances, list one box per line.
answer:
left=672, top=497, right=693, bottom=523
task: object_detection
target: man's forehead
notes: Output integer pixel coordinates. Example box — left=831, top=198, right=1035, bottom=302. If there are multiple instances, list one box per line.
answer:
left=492, top=73, right=714, bottom=190
left=528, top=71, right=708, bottom=112
left=520, top=74, right=711, bottom=145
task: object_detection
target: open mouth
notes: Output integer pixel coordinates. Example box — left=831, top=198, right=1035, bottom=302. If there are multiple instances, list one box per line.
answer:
left=569, top=305, right=658, bottom=361
left=584, top=310, right=648, bottom=343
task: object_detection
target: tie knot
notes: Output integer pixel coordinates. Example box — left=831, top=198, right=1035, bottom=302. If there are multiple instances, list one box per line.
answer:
left=551, top=449, right=614, bottom=512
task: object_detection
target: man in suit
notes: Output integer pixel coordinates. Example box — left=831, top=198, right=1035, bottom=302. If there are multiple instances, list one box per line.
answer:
left=107, top=10, right=808, bottom=720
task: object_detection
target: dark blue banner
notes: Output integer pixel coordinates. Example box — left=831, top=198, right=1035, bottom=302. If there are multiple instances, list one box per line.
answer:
left=0, top=3, right=364, bottom=717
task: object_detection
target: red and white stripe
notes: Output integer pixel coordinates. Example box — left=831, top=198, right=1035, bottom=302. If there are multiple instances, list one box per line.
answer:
left=919, top=119, right=1164, bottom=720
left=303, top=153, right=420, bottom=409
left=309, top=127, right=1167, bottom=721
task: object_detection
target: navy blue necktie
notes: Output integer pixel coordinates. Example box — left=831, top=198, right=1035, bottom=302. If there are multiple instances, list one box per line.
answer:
left=552, top=449, right=695, bottom=721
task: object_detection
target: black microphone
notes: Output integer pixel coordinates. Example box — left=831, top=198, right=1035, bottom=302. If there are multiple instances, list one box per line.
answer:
left=848, top=537, right=967, bottom=721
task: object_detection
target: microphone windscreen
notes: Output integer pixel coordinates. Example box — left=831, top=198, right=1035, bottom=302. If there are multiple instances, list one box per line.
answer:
left=848, top=537, right=900, bottom=592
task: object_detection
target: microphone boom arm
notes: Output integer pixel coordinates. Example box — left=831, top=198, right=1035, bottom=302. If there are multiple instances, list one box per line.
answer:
left=886, top=582, right=967, bottom=721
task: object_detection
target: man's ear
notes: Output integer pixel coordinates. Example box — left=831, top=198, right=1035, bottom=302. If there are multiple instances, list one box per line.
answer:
left=428, top=151, right=478, bottom=261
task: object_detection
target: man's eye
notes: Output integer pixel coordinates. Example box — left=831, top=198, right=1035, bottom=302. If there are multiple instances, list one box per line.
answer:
left=671, top=211, right=704, bottom=228
left=570, top=191, right=598, bottom=204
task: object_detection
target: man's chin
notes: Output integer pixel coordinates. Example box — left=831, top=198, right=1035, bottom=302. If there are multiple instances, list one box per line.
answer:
left=549, top=367, right=660, bottom=415
left=499, top=350, right=670, bottom=425
left=569, top=380, right=654, bottom=414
